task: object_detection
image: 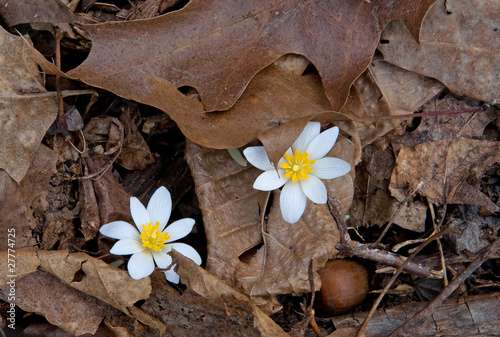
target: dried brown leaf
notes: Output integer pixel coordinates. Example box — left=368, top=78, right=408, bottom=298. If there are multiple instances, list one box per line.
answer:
left=59, top=1, right=436, bottom=149
left=141, top=271, right=264, bottom=336
left=83, top=154, right=132, bottom=225
left=1, top=271, right=112, bottom=336
left=390, top=138, right=499, bottom=213
left=348, top=145, right=428, bottom=232
left=0, top=27, right=58, bottom=183
left=0, top=144, right=58, bottom=251
left=69, top=1, right=381, bottom=112
left=116, top=107, right=155, bottom=170
left=79, top=177, right=101, bottom=241
left=37, top=250, right=151, bottom=315
left=377, top=0, right=438, bottom=42
left=379, top=0, right=500, bottom=103
left=0, top=0, right=75, bottom=26
left=0, top=250, right=39, bottom=288
left=342, top=60, right=443, bottom=148
left=172, top=250, right=289, bottom=337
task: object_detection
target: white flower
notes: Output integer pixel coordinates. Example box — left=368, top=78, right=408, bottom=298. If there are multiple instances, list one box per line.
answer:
left=99, top=186, right=202, bottom=282
left=243, top=122, right=351, bottom=224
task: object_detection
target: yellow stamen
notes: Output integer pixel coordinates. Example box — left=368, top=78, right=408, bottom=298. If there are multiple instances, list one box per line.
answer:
left=280, top=149, right=315, bottom=183
left=140, top=221, right=171, bottom=251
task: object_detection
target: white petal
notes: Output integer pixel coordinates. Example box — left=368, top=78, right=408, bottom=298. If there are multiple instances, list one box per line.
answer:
left=151, top=250, right=173, bottom=269
left=164, top=218, right=195, bottom=242
left=300, top=176, right=327, bottom=204
left=253, top=170, right=289, bottom=191
left=127, top=251, right=155, bottom=280
left=311, top=158, right=351, bottom=179
left=169, top=243, right=202, bottom=265
left=243, top=147, right=275, bottom=171
left=110, top=238, right=145, bottom=255
left=280, top=181, right=307, bottom=224
left=306, top=126, right=339, bottom=160
left=130, top=197, right=151, bottom=231
left=99, top=221, right=139, bottom=240
left=292, top=121, right=321, bottom=152
left=147, top=186, right=172, bottom=231
left=164, top=266, right=180, bottom=284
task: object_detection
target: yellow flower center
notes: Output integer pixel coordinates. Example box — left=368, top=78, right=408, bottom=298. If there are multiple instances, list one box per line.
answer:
left=140, top=221, right=171, bottom=251
left=280, top=149, right=316, bottom=183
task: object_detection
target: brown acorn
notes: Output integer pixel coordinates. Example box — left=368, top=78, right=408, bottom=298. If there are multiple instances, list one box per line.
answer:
left=318, top=259, right=369, bottom=315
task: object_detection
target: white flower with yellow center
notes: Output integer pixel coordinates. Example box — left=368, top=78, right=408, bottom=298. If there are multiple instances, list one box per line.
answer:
left=243, top=122, right=351, bottom=223
left=99, top=186, right=202, bottom=282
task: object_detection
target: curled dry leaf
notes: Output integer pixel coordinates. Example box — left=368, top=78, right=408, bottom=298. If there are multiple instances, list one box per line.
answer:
left=68, top=0, right=380, bottom=112
left=115, top=106, right=155, bottom=170
left=390, top=138, right=500, bottom=213
left=379, top=0, right=500, bottom=104
left=0, top=27, right=58, bottom=183
left=171, top=250, right=289, bottom=337
left=83, top=116, right=124, bottom=155
left=186, top=129, right=355, bottom=313
left=44, top=1, right=436, bottom=150
left=0, top=271, right=113, bottom=336
left=37, top=250, right=152, bottom=314
left=83, top=109, right=155, bottom=170
left=27, top=250, right=165, bottom=333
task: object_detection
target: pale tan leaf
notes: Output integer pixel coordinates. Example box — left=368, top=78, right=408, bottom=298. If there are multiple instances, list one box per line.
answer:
left=0, top=27, right=58, bottom=183
left=37, top=250, right=152, bottom=314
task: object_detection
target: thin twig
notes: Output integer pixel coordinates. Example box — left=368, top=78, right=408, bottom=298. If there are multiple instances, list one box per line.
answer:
left=388, top=237, right=500, bottom=337
left=328, top=199, right=440, bottom=278
left=428, top=201, right=449, bottom=287
left=356, top=228, right=455, bottom=337
left=372, top=182, right=423, bottom=247
left=77, top=148, right=122, bottom=181
left=257, top=191, right=272, bottom=281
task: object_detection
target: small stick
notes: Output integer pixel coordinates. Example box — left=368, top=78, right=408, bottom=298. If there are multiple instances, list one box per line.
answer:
left=356, top=228, right=455, bottom=337
left=328, top=199, right=440, bottom=278
left=293, top=260, right=322, bottom=337
left=388, top=237, right=500, bottom=337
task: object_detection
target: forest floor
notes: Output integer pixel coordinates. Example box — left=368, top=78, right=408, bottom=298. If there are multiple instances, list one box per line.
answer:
left=0, top=1, right=499, bottom=336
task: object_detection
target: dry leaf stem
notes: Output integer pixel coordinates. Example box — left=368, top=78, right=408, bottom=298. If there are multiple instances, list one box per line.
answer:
left=363, top=106, right=487, bottom=121
left=388, top=236, right=500, bottom=337
left=291, top=260, right=322, bottom=337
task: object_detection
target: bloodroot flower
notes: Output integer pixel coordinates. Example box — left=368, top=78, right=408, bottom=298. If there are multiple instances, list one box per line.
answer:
left=243, top=122, right=351, bottom=223
left=99, top=186, right=201, bottom=282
